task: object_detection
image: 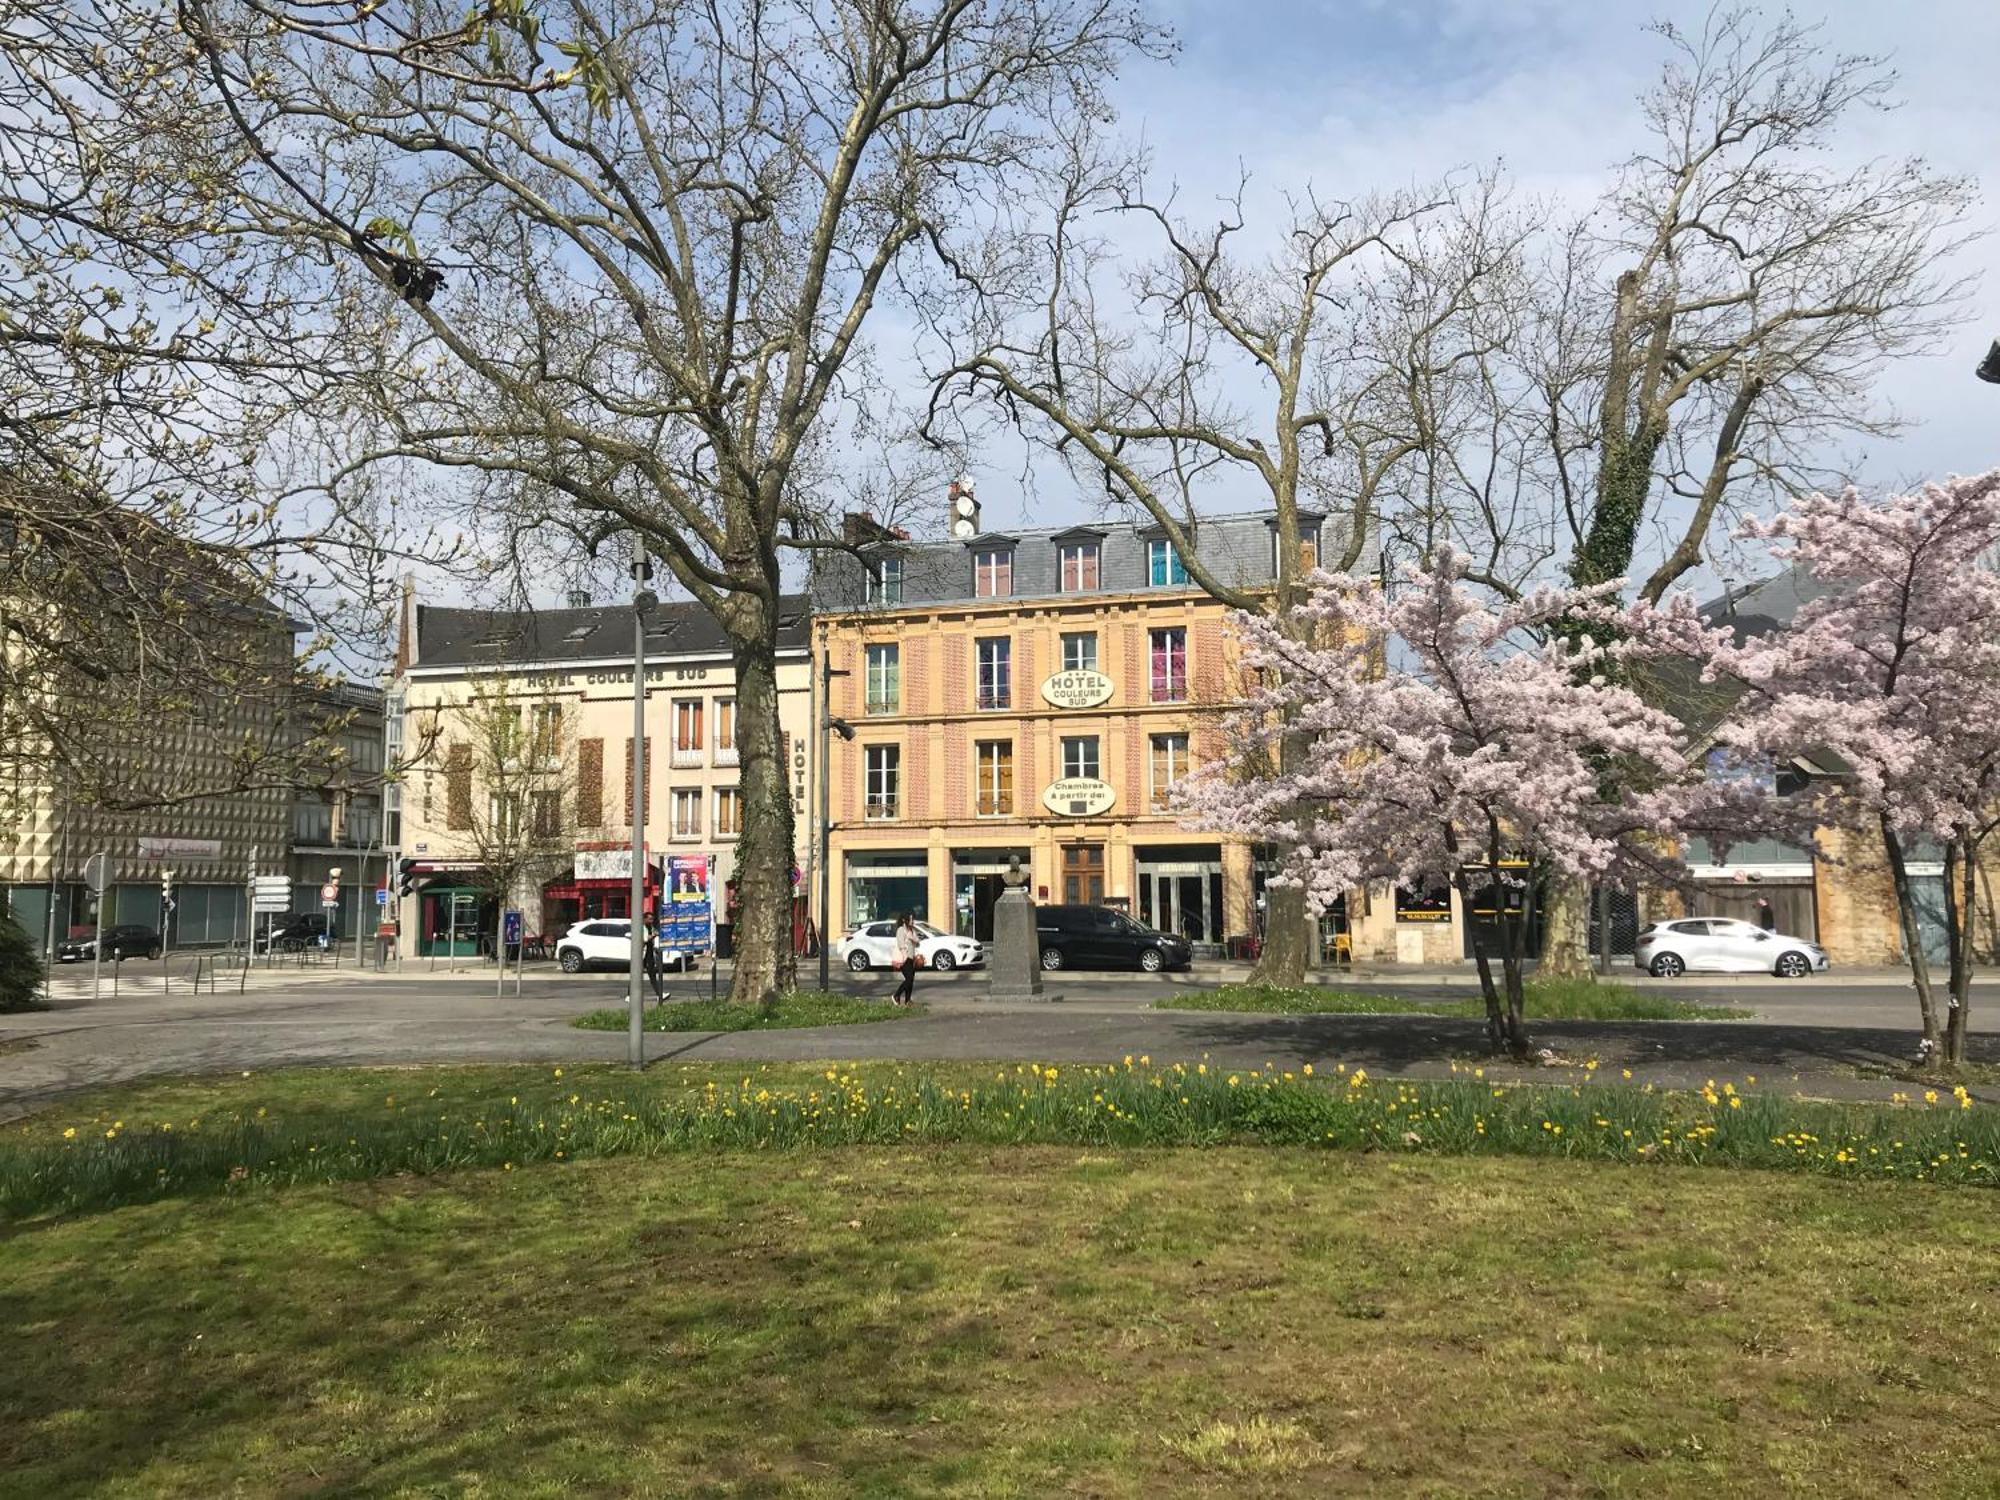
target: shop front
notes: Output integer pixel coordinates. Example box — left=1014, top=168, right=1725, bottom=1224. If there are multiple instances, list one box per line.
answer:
left=1135, top=843, right=1225, bottom=948
left=417, top=882, right=490, bottom=958
left=844, top=850, right=930, bottom=930
left=951, top=848, right=1029, bottom=941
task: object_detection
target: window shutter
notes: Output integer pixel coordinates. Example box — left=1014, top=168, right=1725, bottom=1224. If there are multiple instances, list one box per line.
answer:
left=577, top=738, right=603, bottom=827
left=445, top=743, right=472, bottom=830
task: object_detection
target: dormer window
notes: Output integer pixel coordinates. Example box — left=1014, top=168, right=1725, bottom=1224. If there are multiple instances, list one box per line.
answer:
left=1272, top=514, right=1325, bottom=576
left=1058, top=540, right=1100, bottom=591
left=1146, top=538, right=1188, bottom=587
left=1052, top=528, right=1106, bottom=592
left=865, top=555, right=904, bottom=605
left=974, top=546, right=1014, bottom=599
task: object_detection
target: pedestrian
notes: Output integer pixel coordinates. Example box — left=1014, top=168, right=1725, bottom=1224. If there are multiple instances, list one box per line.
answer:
left=1755, top=897, right=1776, bottom=932
left=892, top=911, right=921, bottom=1006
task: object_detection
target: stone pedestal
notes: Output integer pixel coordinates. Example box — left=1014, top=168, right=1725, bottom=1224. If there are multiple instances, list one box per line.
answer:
left=987, top=886, right=1046, bottom=1000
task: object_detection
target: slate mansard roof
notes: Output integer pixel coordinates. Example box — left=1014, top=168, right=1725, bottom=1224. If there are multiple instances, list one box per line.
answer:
left=412, top=593, right=811, bottom=670
left=808, top=508, right=1380, bottom=613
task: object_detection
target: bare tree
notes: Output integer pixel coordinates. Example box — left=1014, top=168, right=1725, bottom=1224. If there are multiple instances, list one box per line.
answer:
left=40, top=0, right=1169, bottom=1003
left=1510, top=9, right=1978, bottom=972
left=929, top=154, right=1522, bottom=979
left=1, top=4, right=438, bottom=822
left=1567, top=10, right=1976, bottom=607
left=422, top=676, right=575, bottom=994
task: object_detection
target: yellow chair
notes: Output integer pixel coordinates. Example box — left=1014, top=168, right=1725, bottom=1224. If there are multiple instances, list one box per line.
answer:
left=1325, top=932, right=1352, bottom=966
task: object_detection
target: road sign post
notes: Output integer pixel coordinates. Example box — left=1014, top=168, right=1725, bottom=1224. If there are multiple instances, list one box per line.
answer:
left=161, top=869, right=175, bottom=995
left=83, top=851, right=109, bottom=1002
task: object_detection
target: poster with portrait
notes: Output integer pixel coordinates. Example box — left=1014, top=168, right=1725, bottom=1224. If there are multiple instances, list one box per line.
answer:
left=658, top=854, right=715, bottom=952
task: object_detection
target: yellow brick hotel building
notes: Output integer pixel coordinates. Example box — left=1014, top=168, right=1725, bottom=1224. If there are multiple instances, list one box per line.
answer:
left=809, top=511, right=1362, bottom=952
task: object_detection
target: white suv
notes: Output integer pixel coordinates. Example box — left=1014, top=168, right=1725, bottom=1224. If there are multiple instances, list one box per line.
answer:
left=557, top=920, right=635, bottom=973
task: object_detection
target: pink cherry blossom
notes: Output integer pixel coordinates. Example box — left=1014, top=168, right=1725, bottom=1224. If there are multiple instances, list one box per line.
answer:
left=1685, top=470, right=2000, bottom=1066
left=1180, top=545, right=1778, bottom=1057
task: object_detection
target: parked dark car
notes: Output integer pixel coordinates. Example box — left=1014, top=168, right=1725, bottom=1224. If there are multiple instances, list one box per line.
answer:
left=269, top=913, right=339, bottom=951
left=55, top=924, right=161, bottom=963
left=1034, top=905, right=1193, bottom=973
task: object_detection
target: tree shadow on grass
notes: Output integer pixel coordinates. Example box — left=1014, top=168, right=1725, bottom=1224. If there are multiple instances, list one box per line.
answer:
left=1152, top=1012, right=1996, bottom=1083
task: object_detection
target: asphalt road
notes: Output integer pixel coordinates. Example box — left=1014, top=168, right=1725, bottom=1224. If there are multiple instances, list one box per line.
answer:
left=3, top=965, right=1992, bottom=1120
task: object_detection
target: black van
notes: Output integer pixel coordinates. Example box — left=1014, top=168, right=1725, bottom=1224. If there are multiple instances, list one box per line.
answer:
left=1033, top=905, right=1193, bottom=973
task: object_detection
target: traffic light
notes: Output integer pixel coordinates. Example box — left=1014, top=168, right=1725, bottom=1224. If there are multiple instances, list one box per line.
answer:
left=397, top=856, right=420, bottom=896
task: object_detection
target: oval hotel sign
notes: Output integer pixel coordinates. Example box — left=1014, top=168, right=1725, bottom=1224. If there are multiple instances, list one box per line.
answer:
left=1043, top=777, right=1116, bottom=818
left=1041, top=669, right=1114, bottom=709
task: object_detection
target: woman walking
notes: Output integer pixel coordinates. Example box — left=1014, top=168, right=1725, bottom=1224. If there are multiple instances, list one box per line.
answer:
left=892, top=912, right=921, bottom=1007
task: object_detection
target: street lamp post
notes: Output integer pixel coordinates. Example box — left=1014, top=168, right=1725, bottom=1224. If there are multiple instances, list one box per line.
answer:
left=1977, top=339, right=2000, bottom=384
left=629, top=541, right=656, bottom=1071
left=816, top=647, right=854, bottom=992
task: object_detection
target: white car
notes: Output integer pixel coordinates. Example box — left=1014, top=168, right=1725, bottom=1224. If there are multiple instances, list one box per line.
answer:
left=838, top=920, right=985, bottom=972
left=555, top=919, right=698, bottom=974
left=1635, top=917, right=1829, bottom=978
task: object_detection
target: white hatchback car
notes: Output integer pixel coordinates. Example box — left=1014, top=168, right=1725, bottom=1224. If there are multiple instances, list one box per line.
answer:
left=838, top=920, right=985, bottom=972
left=1634, top=917, right=1829, bottom=978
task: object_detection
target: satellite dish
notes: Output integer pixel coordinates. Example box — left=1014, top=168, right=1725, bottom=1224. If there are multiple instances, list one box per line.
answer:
left=948, top=478, right=979, bottom=537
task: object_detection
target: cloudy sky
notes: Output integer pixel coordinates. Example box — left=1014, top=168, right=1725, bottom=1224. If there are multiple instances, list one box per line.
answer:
left=954, top=0, right=1999, bottom=577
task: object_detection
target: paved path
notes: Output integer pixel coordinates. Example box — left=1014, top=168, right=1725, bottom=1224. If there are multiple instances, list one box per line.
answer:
left=3, top=967, right=1994, bottom=1120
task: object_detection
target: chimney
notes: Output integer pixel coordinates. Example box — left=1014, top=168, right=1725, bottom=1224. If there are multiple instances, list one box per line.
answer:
left=392, top=574, right=417, bottom=674
left=843, top=511, right=893, bottom=546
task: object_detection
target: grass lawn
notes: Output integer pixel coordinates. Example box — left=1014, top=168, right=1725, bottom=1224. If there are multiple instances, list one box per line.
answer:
left=1159, top=974, right=1752, bottom=1021
left=573, top=990, right=923, bottom=1033
left=2, top=1132, right=1996, bottom=1497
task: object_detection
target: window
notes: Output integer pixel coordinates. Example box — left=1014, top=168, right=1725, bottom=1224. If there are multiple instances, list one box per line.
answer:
left=1147, top=538, right=1188, bottom=586
left=1058, top=541, right=1100, bottom=591
left=865, top=745, right=900, bottom=819
left=293, top=801, right=332, bottom=844
left=1060, top=735, right=1100, bottom=780
left=1274, top=522, right=1323, bottom=574
left=974, top=548, right=1013, bottom=598
left=530, top=703, right=562, bottom=763
left=714, top=787, right=742, bottom=837
left=865, top=643, right=900, bottom=714
left=1149, top=626, right=1188, bottom=702
left=671, top=788, right=702, bottom=839
left=975, top=741, right=1014, bottom=817
left=715, top=699, right=736, bottom=757
left=976, top=637, right=1011, bottom=710
left=1150, top=733, right=1189, bottom=810
left=672, top=700, right=704, bottom=765
left=488, top=791, right=524, bottom=840
left=1060, top=631, right=1098, bottom=673
left=866, top=556, right=904, bottom=605
left=532, top=789, right=562, bottom=837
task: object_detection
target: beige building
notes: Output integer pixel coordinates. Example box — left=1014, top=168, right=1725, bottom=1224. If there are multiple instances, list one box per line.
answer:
left=387, top=590, right=812, bottom=956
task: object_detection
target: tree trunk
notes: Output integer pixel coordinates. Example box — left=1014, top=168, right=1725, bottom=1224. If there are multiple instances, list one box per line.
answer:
left=1538, top=874, right=1592, bottom=977
left=1943, top=833, right=1975, bottom=1070
left=1248, top=719, right=1311, bottom=985
left=1251, top=883, right=1311, bottom=985
left=494, top=897, right=506, bottom=1000
left=729, top=632, right=797, bottom=1004
left=1879, top=818, right=1941, bottom=1059
left=1500, top=875, right=1534, bottom=1060
left=1454, top=869, right=1508, bottom=1054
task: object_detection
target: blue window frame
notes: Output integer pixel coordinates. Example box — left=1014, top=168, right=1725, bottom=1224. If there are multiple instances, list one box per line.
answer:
left=1147, top=539, right=1188, bottom=587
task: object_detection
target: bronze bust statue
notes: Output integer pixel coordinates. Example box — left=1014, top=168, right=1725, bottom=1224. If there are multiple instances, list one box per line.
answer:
left=1001, top=853, right=1028, bottom=889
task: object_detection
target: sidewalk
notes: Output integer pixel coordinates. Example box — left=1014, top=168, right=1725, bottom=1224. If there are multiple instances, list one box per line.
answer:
left=200, top=955, right=1982, bottom=990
